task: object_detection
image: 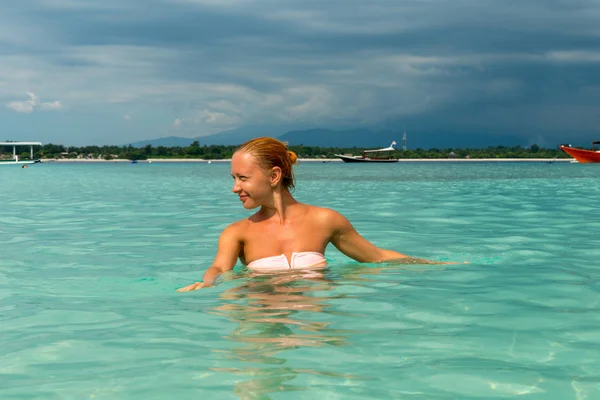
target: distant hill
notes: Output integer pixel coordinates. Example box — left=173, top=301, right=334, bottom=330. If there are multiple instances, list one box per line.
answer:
left=405, top=130, right=526, bottom=149
left=128, top=124, right=306, bottom=148
left=198, top=124, right=306, bottom=145
left=279, top=128, right=396, bottom=147
left=129, top=126, right=529, bottom=149
left=279, top=128, right=527, bottom=148
left=128, top=136, right=196, bottom=147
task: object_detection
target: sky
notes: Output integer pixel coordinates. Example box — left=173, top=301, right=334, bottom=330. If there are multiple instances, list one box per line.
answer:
left=1, top=0, right=599, bottom=146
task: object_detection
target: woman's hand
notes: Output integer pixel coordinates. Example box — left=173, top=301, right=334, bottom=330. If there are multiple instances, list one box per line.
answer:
left=177, top=281, right=208, bottom=292
left=176, top=224, right=242, bottom=293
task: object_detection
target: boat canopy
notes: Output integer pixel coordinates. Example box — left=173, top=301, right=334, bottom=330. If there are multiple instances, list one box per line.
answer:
left=0, top=142, right=42, bottom=146
left=363, top=142, right=397, bottom=153
left=0, top=142, right=43, bottom=160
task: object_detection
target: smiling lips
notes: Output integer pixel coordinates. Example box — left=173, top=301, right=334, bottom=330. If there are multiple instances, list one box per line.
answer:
left=239, top=195, right=248, bottom=202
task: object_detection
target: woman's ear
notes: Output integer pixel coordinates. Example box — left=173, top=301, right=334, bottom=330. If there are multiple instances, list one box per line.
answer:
left=270, top=166, right=282, bottom=187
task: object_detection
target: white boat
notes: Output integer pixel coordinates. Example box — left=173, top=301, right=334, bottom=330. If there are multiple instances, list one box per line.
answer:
left=0, top=156, right=37, bottom=165
left=335, top=141, right=399, bottom=163
left=0, top=142, right=42, bottom=165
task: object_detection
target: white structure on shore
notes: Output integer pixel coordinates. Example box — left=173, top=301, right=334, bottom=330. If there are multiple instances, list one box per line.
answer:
left=0, top=141, right=42, bottom=164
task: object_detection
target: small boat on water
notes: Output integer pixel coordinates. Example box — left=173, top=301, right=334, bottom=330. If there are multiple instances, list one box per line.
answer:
left=335, top=141, right=399, bottom=163
left=0, top=156, right=38, bottom=165
left=0, top=141, right=42, bottom=165
left=559, top=141, right=600, bottom=163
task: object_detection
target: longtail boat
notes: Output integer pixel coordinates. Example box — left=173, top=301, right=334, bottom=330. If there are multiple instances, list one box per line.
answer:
left=335, top=141, right=399, bottom=163
left=559, top=141, right=600, bottom=163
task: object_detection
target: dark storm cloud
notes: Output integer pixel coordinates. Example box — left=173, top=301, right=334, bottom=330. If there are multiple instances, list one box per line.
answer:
left=2, top=0, right=599, bottom=145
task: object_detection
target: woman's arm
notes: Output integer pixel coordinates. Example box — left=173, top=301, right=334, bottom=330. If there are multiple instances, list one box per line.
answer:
left=328, top=210, right=445, bottom=264
left=177, top=223, right=243, bottom=292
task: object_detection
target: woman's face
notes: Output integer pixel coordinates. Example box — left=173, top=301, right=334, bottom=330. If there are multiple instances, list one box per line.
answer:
left=231, top=151, right=273, bottom=209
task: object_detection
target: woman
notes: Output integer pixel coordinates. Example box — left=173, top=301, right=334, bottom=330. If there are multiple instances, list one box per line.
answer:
left=178, top=137, right=447, bottom=292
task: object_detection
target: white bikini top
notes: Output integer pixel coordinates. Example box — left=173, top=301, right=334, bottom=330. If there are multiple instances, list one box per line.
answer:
left=246, top=252, right=327, bottom=272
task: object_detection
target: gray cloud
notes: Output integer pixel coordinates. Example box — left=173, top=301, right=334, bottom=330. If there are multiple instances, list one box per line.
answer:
left=1, top=0, right=599, bottom=145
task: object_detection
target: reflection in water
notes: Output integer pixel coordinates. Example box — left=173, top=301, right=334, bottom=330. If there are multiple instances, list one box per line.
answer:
left=209, top=265, right=389, bottom=399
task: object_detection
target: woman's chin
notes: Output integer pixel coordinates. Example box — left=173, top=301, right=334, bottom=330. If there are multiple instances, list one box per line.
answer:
left=241, top=201, right=259, bottom=210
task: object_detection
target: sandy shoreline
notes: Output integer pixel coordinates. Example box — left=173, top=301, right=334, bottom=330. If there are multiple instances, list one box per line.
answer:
left=42, top=158, right=573, bottom=163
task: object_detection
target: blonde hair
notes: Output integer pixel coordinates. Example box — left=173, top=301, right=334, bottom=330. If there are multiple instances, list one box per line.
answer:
left=236, top=137, right=299, bottom=190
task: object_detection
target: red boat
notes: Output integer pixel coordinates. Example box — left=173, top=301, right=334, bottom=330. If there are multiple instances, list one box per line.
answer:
left=559, top=141, right=600, bottom=163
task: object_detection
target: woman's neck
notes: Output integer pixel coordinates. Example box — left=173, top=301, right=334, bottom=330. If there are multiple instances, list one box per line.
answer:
left=260, top=189, right=298, bottom=223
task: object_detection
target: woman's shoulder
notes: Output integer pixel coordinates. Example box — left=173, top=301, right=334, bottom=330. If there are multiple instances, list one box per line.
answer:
left=221, top=218, right=250, bottom=236
left=304, top=204, right=346, bottom=223
left=304, top=205, right=355, bottom=236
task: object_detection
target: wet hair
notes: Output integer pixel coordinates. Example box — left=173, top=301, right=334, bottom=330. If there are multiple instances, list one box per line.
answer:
left=236, top=137, right=299, bottom=191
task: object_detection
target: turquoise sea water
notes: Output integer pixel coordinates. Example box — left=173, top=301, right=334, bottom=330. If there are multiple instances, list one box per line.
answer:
left=1, top=161, right=600, bottom=399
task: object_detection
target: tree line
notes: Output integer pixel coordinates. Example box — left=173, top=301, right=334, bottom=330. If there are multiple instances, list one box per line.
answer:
left=1, top=141, right=569, bottom=160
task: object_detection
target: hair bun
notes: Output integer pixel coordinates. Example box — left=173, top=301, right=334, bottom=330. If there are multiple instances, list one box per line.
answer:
left=287, top=150, right=298, bottom=164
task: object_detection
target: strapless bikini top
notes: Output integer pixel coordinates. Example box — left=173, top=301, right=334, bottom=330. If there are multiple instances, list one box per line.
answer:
left=246, top=251, right=327, bottom=272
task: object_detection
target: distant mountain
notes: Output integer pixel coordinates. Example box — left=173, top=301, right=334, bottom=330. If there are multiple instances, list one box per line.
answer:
left=128, top=124, right=309, bottom=148
left=279, top=128, right=527, bottom=148
left=279, top=128, right=396, bottom=147
left=128, top=136, right=196, bottom=148
left=129, top=126, right=529, bottom=149
left=405, top=130, right=527, bottom=149
left=198, top=124, right=306, bottom=145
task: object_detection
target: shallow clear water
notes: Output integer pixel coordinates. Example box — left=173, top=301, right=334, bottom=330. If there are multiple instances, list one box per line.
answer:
left=1, top=161, right=599, bottom=399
